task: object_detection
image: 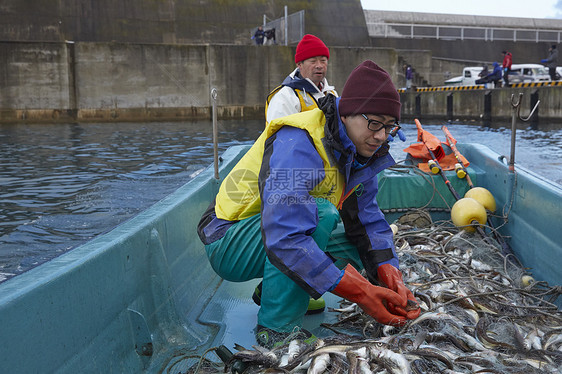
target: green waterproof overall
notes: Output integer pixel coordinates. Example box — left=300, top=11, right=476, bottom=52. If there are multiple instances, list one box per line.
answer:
left=204, top=198, right=362, bottom=332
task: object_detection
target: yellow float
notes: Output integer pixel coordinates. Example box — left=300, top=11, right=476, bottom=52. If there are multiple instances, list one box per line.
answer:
left=521, top=275, right=535, bottom=287
left=464, top=187, right=496, bottom=213
left=451, top=197, right=487, bottom=232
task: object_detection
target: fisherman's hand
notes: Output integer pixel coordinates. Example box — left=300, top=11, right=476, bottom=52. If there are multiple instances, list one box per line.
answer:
left=541, top=59, right=547, bottom=63
left=332, top=264, right=407, bottom=326
left=377, top=263, right=420, bottom=320
left=387, top=129, right=406, bottom=143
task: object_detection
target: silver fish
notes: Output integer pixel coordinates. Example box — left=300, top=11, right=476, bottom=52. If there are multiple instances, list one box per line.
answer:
left=369, top=345, right=410, bottom=374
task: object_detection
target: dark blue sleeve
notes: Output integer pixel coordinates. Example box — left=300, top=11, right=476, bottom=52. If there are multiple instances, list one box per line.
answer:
left=259, top=126, right=342, bottom=299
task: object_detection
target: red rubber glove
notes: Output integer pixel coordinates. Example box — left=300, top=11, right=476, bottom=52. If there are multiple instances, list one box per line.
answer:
left=332, top=264, right=408, bottom=326
left=377, top=263, right=420, bottom=320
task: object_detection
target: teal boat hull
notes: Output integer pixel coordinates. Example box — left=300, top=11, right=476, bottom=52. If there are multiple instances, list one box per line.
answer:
left=0, top=143, right=560, bottom=373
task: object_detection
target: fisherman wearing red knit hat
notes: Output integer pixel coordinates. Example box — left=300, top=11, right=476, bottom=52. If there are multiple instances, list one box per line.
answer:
left=198, top=60, right=418, bottom=349
left=265, top=34, right=338, bottom=123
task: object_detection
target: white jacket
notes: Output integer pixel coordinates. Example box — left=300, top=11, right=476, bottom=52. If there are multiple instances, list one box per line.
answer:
left=266, top=68, right=337, bottom=122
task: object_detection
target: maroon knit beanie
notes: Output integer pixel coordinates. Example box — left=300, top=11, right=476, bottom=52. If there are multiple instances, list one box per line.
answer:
left=294, top=34, right=330, bottom=64
left=338, top=60, right=401, bottom=120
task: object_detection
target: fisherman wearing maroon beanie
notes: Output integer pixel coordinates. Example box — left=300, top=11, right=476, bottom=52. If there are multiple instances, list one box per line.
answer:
left=337, top=60, right=405, bottom=158
left=199, top=60, right=418, bottom=349
left=266, top=34, right=338, bottom=123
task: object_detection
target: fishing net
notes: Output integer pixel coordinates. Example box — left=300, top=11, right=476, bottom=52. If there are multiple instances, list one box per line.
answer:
left=354, top=211, right=562, bottom=372
left=200, top=209, right=562, bottom=374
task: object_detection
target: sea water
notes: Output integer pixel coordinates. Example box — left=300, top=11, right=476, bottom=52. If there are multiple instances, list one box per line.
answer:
left=1, top=119, right=561, bottom=282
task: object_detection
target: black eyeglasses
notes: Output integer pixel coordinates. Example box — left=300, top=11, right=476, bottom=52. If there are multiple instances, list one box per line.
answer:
left=362, top=114, right=401, bottom=136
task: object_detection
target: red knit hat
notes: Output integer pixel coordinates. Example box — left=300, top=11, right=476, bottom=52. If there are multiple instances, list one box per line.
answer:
left=294, top=34, right=330, bottom=64
left=338, top=60, right=401, bottom=120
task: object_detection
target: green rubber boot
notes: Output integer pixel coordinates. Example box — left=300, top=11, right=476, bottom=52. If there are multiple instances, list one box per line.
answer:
left=252, top=281, right=325, bottom=315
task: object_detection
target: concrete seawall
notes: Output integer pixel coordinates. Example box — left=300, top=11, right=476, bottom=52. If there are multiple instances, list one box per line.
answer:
left=0, top=0, right=370, bottom=47
left=0, top=41, right=399, bottom=123
left=1, top=41, right=561, bottom=126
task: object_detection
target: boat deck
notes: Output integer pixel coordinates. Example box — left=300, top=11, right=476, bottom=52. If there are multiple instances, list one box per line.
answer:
left=154, top=278, right=346, bottom=373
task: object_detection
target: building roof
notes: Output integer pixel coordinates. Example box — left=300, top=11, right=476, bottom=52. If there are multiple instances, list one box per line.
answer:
left=364, top=10, right=562, bottom=30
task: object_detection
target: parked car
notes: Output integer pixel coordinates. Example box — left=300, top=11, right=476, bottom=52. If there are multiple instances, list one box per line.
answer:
left=507, top=64, right=551, bottom=83
left=444, top=66, right=484, bottom=86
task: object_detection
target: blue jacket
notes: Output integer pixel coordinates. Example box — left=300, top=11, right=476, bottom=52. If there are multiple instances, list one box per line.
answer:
left=198, top=95, right=399, bottom=298
left=406, top=67, right=413, bottom=80
left=488, top=62, right=502, bottom=80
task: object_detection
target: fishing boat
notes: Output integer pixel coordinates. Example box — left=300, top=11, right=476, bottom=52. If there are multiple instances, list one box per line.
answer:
left=1, top=133, right=561, bottom=372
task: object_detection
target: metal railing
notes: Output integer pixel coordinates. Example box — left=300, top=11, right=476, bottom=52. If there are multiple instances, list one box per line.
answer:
left=367, top=22, right=562, bottom=43
left=266, top=9, right=305, bottom=46
left=253, top=9, right=305, bottom=46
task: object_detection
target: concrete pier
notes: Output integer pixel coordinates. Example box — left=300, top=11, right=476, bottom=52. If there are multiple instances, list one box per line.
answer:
left=400, top=84, right=562, bottom=129
left=1, top=0, right=561, bottom=126
left=2, top=41, right=561, bottom=126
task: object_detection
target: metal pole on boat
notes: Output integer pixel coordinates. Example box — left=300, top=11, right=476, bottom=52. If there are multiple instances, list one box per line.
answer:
left=284, top=6, right=288, bottom=46
left=509, top=95, right=519, bottom=173
left=211, top=88, right=219, bottom=180
left=509, top=93, right=540, bottom=173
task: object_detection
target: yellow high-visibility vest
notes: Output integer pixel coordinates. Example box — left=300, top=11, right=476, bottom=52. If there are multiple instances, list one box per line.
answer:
left=215, top=108, right=345, bottom=221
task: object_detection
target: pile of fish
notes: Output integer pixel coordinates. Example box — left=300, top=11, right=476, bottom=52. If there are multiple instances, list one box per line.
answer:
left=195, top=211, right=562, bottom=373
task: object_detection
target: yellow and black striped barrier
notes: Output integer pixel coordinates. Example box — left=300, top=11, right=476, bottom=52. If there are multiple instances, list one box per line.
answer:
left=398, top=86, right=484, bottom=93
left=509, top=81, right=562, bottom=88
left=398, top=81, right=562, bottom=93
left=415, top=85, right=485, bottom=92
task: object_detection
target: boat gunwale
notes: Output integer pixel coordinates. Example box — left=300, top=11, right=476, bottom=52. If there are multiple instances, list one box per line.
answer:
left=0, top=145, right=251, bottom=303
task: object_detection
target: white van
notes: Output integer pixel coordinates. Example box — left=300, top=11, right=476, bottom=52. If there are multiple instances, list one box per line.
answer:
left=507, top=64, right=551, bottom=83
left=444, top=66, right=483, bottom=86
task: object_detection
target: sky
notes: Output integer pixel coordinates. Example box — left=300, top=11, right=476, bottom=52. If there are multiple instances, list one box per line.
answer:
left=360, top=0, right=562, bottom=19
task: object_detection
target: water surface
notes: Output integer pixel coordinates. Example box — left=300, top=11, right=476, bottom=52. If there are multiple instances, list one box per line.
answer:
left=1, top=119, right=561, bottom=282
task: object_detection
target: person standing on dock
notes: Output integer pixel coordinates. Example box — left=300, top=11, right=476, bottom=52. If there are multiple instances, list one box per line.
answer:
left=264, top=28, right=276, bottom=45
left=252, top=26, right=265, bottom=45
left=405, top=64, right=413, bottom=90
left=502, top=50, right=513, bottom=86
left=265, top=34, right=337, bottom=123
left=541, top=44, right=559, bottom=81
left=198, top=60, right=420, bottom=349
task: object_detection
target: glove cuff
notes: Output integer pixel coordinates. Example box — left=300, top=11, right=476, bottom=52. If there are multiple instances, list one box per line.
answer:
left=332, top=264, right=370, bottom=302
